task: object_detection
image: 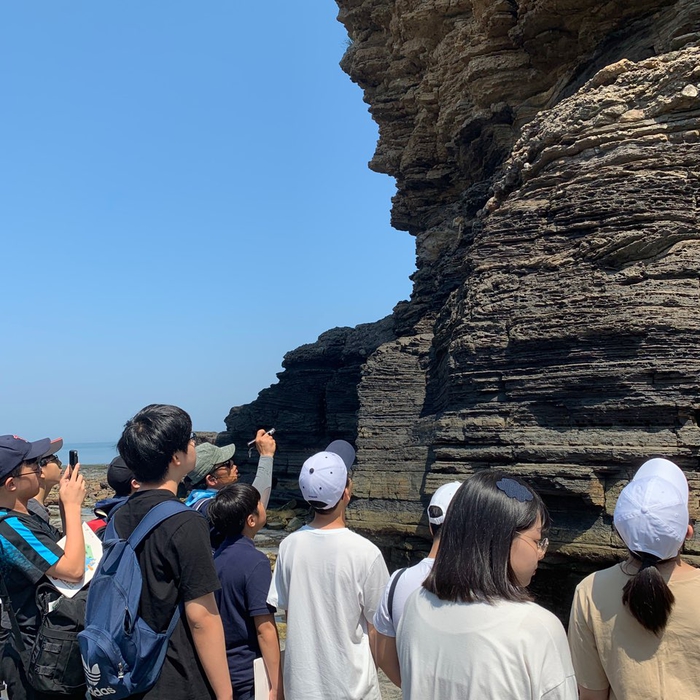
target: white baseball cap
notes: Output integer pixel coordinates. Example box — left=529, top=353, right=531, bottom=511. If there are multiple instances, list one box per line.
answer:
left=613, top=458, right=690, bottom=561
left=428, top=481, right=462, bottom=525
left=299, top=440, right=355, bottom=509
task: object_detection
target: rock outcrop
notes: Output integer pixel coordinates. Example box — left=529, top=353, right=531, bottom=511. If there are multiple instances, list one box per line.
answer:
left=222, top=0, right=700, bottom=612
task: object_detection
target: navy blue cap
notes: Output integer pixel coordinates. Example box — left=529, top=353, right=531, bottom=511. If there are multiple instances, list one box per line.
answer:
left=0, top=435, right=52, bottom=480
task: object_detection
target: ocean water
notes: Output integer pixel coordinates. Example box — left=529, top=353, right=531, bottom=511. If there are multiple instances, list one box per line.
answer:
left=54, top=441, right=119, bottom=467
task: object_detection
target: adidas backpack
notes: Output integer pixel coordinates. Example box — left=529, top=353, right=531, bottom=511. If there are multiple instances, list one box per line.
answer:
left=78, top=499, right=192, bottom=698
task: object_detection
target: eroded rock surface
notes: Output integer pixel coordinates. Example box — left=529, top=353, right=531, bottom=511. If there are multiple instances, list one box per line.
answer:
left=222, top=0, right=700, bottom=611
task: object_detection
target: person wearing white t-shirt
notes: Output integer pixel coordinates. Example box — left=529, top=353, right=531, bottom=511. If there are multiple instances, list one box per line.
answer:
left=267, top=440, right=389, bottom=700
left=373, top=480, right=461, bottom=687
left=396, top=471, right=577, bottom=700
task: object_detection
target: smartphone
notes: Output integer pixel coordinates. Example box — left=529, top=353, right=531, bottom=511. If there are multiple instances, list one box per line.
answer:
left=68, top=450, right=79, bottom=474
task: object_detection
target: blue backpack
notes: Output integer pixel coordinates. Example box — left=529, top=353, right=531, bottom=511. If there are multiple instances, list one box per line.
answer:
left=78, top=499, right=192, bottom=699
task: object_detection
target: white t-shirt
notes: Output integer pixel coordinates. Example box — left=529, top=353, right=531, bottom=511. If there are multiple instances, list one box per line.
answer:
left=397, top=588, right=577, bottom=700
left=373, top=557, right=434, bottom=637
left=267, top=525, right=389, bottom=700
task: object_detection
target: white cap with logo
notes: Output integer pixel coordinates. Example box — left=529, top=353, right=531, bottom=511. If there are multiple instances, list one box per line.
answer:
left=428, top=481, right=462, bottom=525
left=613, top=458, right=690, bottom=561
left=299, top=440, right=356, bottom=510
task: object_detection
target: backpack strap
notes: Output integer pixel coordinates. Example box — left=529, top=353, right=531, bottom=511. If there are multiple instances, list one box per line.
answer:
left=127, top=500, right=193, bottom=549
left=387, top=567, right=407, bottom=624
left=103, top=498, right=192, bottom=544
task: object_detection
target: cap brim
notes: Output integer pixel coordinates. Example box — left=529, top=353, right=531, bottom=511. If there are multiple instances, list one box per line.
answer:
left=41, top=438, right=64, bottom=458
left=325, top=440, right=355, bottom=470
left=26, top=438, right=52, bottom=461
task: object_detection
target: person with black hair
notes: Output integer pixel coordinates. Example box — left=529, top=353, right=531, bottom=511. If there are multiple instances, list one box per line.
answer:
left=183, top=430, right=276, bottom=550
left=27, top=438, right=63, bottom=523
left=112, top=404, right=232, bottom=700
left=0, top=435, right=86, bottom=700
left=208, top=483, right=282, bottom=700
left=267, top=441, right=389, bottom=700
left=568, top=458, right=700, bottom=700
left=373, top=480, right=461, bottom=688
left=397, top=470, right=576, bottom=700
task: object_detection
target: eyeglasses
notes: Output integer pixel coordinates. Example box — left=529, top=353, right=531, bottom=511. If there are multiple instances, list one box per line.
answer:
left=517, top=534, right=549, bottom=555
left=39, top=455, right=62, bottom=468
left=189, top=432, right=197, bottom=445
left=19, top=461, right=42, bottom=477
left=212, top=459, right=234, bottom=474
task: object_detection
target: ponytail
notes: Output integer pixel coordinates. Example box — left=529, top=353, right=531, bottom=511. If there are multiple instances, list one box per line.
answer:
left=621, top=552, right=675, bottom=635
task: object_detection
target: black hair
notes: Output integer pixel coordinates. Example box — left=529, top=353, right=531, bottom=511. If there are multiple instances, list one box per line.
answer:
left=424, top=470, right=550, bottom=603
left=1, top=464, right=24, bottom=487
left=117, top=404, right=192, bottom=484
left=208, top=483, right=261, bottom=537
left=427, top=505, right=446, bottom=540
left=622, top=552, right=676, bottom=634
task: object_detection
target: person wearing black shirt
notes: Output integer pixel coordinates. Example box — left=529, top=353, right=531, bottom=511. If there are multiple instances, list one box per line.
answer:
left=114, top=404, right=232, bottom=700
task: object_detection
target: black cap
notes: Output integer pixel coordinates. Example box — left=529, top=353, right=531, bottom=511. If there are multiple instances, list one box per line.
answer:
left=107, top=456, right=135, bottom=497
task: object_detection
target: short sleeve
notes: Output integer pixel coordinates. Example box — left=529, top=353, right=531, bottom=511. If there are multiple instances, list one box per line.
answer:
left=568, top=582, right=610, bottom=692
left=246, top=556, right=275, bottom=618
left=362, top=551, right=389, bottom=624
left=0, top=515, right=63, bottom=583
left=373, top=570, right=399, bottom=637
left=267, top=545, right=287, bottom=610
left=169, top=513, right=221, bottom=602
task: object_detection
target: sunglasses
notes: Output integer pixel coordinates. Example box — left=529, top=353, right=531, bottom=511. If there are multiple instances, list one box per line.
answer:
left=212, top=459, right=235, bottom=474
left=39, top=455, right=62, bottom=468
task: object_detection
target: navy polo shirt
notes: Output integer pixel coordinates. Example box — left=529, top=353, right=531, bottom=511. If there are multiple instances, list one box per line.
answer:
left=214, top=534, right=276, bottom=694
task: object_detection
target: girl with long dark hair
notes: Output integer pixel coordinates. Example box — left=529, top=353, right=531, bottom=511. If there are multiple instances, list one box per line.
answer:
left=396, top=470, right=577, bottom=699
left=568, top=458, right=700, bottom=700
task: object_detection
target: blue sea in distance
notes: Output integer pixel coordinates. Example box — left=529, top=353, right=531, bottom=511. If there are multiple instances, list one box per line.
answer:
left=54, top=441, right=119, bottom=468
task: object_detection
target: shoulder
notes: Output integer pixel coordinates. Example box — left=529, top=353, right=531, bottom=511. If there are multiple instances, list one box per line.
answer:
left=0, top=510, right=56, bottom=541
left=519, top=602, right=568, bottom=641
left=344, top=528, right=384, bottom=557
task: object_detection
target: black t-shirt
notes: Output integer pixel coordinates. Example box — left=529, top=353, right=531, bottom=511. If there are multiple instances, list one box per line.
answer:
left=112, top=489, right=221, bottom=700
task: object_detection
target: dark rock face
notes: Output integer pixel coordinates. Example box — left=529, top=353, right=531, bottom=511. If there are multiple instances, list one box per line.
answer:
left=222, top=0, right=700, bottom=613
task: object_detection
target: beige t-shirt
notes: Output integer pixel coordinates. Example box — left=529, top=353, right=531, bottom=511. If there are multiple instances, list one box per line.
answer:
left=568, top=562, right=700, bottom=700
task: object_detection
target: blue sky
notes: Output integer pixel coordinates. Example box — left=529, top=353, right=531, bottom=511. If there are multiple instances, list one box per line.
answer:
left=1, top=2, right=415, bottom=442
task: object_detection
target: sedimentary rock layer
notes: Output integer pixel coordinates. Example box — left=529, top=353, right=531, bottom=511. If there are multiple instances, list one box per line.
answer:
left=223, top=0, right=700, bottom=603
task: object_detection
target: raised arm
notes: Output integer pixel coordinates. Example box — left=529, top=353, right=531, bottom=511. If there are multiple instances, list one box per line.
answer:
left=252, top=429, right=276, bottom=509
left=46, top=463, right=85, bottom=581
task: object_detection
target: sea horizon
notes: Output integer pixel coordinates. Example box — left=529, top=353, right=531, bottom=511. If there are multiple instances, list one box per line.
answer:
left=54, top=441, right=120, bottom=467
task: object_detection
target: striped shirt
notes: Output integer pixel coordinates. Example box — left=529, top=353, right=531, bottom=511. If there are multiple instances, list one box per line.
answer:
left=0, top=508, right=63, bottom=645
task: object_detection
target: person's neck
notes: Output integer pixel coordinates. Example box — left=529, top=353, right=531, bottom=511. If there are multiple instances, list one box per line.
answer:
left=623, top=554, right=695, bottom=576
left=0, top=494, right=28, bottom=514
left=310, top=507, right=346, bottom=530
left=137, top=478, right=179, bottom=495
left=35, top=484, right=57, bottom=506
left=427, top=536, right=440, bottom=559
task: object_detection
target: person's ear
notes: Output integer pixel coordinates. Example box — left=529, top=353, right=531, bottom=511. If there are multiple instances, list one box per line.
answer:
left=686, top=523, right=694, bottom=540
left=205, top=473, right=217, bottom=488
left=246, top=512, right=257, bottom=529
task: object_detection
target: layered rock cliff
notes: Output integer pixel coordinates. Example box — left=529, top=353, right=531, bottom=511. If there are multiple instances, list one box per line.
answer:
left=221, top=0, right=700, bottom=608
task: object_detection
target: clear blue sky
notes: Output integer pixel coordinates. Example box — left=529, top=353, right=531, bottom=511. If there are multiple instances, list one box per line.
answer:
left=1, top=2, right=415, bottom=442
